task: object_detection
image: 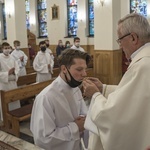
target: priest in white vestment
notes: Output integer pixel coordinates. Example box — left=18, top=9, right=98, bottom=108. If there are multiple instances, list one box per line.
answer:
left=33, top=41, right=54, bottom=83
left=30, top=49, right=91, bottom=150
left=0, top=42, right=20, bottom=120
left=11, top=40, right=28, bottom=76
left=83, top=13, right=150, bottom=150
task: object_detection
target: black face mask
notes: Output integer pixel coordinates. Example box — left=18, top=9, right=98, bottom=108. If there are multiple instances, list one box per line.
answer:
left=64, top=67, right=82, bottom=88
left=41, top=46, right=46, bottom=52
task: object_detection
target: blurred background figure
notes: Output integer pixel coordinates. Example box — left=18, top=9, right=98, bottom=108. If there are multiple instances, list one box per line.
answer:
left=28, top=43, right=35, bottom=66
left=65, top=41, right=71, bottom=49
left=11, top=40, right=28, bottom=76
left=56, top=40, right=65, bottom=57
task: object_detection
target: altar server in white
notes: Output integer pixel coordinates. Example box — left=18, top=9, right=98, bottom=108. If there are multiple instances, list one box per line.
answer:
left=11, top=40, right=28, bottom=76
left=30, top=49, right=90, bottom=150
left=0, top=42, right=20, bottom=120
left=83, top=13, right=150, bottom=150
left=33, top=41, right=54, bottom=82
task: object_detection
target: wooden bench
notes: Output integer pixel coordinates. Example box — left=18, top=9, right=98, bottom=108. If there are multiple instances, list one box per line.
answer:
left=0, top=79, right=54, bottom=137
left=17, top=68, right=60, bottom=86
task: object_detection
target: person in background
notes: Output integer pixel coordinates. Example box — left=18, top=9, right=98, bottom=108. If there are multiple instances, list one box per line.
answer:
left=45, top=39, right=54, bottom=61
left=65, top=40, right=71, bottom=49
left=83, top=13, right=150, bottom=150
left=71, top=37, right=85, bottom=52
left=11, top=40, right=28, bottom=76
left=0, top=42, right=20, bottom=120
left=30, top=49, right=90, bottom=150
left=56, top=40, right=65, bottom=57
left=28, top=43, right=35, bottom=66
left=33, top=41, right=54, bottom=83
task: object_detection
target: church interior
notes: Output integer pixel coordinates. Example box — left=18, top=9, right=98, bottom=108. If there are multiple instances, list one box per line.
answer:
left=0, top=0, right=148, bottom=149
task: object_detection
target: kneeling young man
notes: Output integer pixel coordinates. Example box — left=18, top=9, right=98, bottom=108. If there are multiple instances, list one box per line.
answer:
left=30, top=49, right=90, bottom=150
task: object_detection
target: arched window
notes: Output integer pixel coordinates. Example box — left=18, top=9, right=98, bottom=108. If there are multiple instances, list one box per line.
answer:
left=2, top=3, right=7, bottom=39
left=88, top=0, right=94, bottom=36
left=37, top=0, right=48, bottom=37
left=25, top=0, right=30, bottom=29
left=67, top=0, right=78, bottom=37
left=130, top=0, right=147, bottom=17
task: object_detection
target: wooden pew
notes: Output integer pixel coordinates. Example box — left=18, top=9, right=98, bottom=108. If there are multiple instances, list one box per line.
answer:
left=0, top=79, right=54, bottom=137
left=17, top=68, right=60, bottom=86
left=17, top=72, right=36, bottom=86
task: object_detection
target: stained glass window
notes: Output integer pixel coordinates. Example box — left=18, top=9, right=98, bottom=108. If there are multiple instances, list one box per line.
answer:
left=88, top=0, right=94, bottom=36
left=130, top=0, right=147, bottom=17
left=25, top=0, right=30, bottom=29
left=2, top=3, right=7, bottom=39
left=37, top=0, right=48, bottom=37
left=67, top=0, right=78, bottom=37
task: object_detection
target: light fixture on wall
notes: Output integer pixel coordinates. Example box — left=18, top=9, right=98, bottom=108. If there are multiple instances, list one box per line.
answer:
left=97, top=0, right=105, bottom=7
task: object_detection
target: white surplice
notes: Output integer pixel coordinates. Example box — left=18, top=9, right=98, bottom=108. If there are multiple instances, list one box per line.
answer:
left=11, top=49, right=28, bottom=76
left=46, top=48, right=54, bottom=61
left=0, top=53, right=20, bottom=120
left=71, top=45, right=85, bottom=52
left=87, top=43, right=150, bottom=150
left=30, top=76, right=87, bottom=150
left=33, top=51, right=54, bottom=82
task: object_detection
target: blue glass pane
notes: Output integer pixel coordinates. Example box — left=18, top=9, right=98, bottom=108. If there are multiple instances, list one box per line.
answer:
left=39, top=23, right=48, bottom=36
left=2, top=4, right=7, bottom=39
left=88, top=0, right=94, bottom=36
left=37, top=0, right=47, bottom=10
left=37, top=0, right=47, bottom=37
left=130, top=0, right=147, bottom=17
left=25, top=0, right=30, bottom=12
left=89, top=20, right=94, bottom=35
left=38, top=10, right=47, bottom=23
left=67, top=5, right=77, bottom=36
left=26, top=12, right=30, bottom=29
left=89, top=3, right=94, bottom=19
left=68, top=0, right=77, bottom=5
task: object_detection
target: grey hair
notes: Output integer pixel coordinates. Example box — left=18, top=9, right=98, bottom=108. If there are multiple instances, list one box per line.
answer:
left=118, top=13, right=150, bottom=42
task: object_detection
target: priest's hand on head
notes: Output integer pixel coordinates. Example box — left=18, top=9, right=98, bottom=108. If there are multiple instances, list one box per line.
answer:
left=74, top=116, right=85, bottom=132
left=83, top=79, right=100, bottom=98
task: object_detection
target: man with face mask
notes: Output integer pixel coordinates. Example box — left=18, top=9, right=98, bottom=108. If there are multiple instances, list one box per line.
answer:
left=71, top=37, right=85, bottom=52
left=0, top=42, right=20, bottom=120
left=33, top=41, right=54, bottom=83
left=11, top=40, right=28, bottom=76
left=30, top=49, right=91, bottom=150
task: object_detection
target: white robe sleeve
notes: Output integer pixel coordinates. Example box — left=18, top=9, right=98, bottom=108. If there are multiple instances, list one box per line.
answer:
left=30, top=94, right=80, bottom=149
left=33, top=55, right=49, bottom=73
left=0, top=71, right=9, bottom=83
left=22, top=52, right=28, bottom=66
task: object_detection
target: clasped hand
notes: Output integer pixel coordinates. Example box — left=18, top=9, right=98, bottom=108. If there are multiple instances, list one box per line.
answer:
left=82, top=77, right=103, bottom=98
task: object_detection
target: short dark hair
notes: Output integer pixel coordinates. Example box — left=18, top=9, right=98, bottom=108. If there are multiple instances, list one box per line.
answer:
left=2, top=42, right=10, bottom=48
left=74, top=37, right=80, bottom=42
left=13, top=40, right=20, bottom=45
left=39, top=41, right=46, bottom=46
left=58, top=49, right=91, bottom=68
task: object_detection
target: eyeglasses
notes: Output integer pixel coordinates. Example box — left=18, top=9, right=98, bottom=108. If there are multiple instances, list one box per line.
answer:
left=116, top=33, right=131, bottom=44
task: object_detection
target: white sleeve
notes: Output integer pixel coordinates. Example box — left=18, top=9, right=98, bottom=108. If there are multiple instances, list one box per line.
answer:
left=33, top=55, right=49, bottom=73
left=30, top=94, right=80, bottom=149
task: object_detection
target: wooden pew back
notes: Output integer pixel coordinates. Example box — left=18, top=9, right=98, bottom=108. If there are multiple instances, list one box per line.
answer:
left=0, top=79, right=54, bottom=137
